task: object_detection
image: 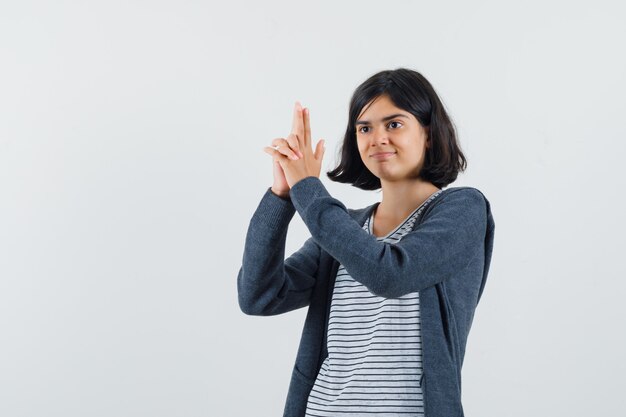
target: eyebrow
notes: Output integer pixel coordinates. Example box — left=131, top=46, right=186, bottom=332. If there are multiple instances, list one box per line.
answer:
left=355, top=113, right=409, bottom=125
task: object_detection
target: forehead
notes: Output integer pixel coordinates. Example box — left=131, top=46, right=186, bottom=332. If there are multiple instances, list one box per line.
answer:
left=357, top=95, right=408, bottom=119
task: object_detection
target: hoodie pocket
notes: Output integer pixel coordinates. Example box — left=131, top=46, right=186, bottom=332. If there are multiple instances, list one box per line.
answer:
left=293, top=364, right=316, bottom=387
left=284, top=365, right=316, bottom=417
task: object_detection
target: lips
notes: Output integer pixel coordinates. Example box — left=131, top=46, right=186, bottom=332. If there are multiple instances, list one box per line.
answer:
left=371, top=152, right=396, bottom=160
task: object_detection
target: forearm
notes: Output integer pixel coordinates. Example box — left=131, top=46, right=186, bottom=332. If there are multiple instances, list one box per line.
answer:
left=237, top=188, right=296, bottom=314
left=237, top=187, right=319, bottom=315
left=288, top=177, right=487, bottom=297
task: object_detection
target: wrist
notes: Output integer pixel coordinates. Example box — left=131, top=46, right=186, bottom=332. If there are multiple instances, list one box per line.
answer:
left=270, top=187, right=290, bottom=200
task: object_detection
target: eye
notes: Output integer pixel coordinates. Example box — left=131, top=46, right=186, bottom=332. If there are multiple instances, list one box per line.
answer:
left=356, top=121, right=402, bottom=134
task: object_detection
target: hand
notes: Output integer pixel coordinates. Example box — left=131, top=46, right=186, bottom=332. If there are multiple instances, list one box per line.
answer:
left=264, top=101, right=307, bottom=197
left=263, top=101, right=325, bottom=189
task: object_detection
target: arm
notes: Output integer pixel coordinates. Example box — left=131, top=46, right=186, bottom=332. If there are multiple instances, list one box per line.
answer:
left=237, top=187, right=321, bottom=316
left=288, top=176, right=488, bottom=298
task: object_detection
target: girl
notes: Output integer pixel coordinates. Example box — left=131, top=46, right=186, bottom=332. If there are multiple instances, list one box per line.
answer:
left=238, top=68, right=495, bottom=417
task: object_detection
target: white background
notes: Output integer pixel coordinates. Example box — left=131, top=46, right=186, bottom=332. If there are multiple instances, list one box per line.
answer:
left=1, top=1, right=625, bottom=416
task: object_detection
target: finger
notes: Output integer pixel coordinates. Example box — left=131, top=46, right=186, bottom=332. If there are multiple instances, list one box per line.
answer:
left=271, top=137, right=298, bottom=159
left=263, top=147, right=276, bottom=158
left=314, top=139, right=326, bottom=160
left=291, top=101, right=302, bottom=135
left=289, top=104, right=304, bottom=158
left=285, top=133, right=302, bottom=159
left=303, top=107, right=311, bottom=148
left=266, top=140, right=299, bottom=160
left=280, top=136, right=300, bottom=160
left=272, top=138, right=295, bottom=155
left=263, top=146, right=280, bottom=156
left=291, top=101, right=305, bottom=149
left=263, top=146, right=288, bottom=161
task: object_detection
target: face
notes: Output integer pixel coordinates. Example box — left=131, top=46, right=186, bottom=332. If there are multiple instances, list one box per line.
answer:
left=355, top=94, right=431, bottom=183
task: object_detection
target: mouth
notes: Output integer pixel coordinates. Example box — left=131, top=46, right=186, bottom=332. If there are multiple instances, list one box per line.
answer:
left=371, top=152, right=396, bottom=160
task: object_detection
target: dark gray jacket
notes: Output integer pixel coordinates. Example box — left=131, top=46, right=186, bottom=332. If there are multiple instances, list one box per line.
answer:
left=237, top=176, right=495, bottom=417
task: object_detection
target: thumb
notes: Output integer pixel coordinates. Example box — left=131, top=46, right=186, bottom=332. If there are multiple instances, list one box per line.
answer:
left=314, top=139, right=325, bottom=160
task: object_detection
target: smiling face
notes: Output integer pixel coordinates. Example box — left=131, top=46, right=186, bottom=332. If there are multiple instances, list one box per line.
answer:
left=355, top=94, right=431, bottom=183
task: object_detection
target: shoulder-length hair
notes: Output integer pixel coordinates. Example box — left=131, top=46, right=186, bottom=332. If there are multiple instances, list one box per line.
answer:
left=326, top=68, right=467, bottom=190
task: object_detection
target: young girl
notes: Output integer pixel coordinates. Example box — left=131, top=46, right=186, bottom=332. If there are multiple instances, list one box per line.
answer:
left=238, top=68, right=495, bottom=417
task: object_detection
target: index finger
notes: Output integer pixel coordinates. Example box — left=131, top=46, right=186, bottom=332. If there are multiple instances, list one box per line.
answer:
left=291, top=101, right=304, bottom=142
left=303, top=107, right=311, bottom=148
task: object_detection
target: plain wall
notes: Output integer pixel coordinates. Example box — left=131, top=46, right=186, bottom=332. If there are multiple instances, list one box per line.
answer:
left=1, top=0, right=625, bottom=416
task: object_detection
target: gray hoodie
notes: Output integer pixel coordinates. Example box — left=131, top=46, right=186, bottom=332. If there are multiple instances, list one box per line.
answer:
left=237, top=176, right=496, bottom=417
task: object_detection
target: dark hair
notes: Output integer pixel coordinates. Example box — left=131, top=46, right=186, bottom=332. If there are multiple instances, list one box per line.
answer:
left=326, top=68, right=467, bottom=190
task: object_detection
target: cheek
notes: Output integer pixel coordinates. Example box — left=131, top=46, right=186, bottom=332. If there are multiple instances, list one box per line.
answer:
left=356, top=142, right=368, bottom=157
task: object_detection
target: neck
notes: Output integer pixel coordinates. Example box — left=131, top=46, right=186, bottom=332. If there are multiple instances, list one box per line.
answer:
left=376, top=178, right=441, bottom=222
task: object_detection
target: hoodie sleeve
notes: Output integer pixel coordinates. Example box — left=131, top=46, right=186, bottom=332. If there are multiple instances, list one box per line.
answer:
left=237, top=187, right=321, bottom=316
left=288, top=176, right=488, bottom=298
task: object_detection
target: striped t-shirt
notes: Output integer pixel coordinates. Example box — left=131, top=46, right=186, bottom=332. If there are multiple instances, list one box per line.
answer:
left=304, top=190, right=443, bottom=417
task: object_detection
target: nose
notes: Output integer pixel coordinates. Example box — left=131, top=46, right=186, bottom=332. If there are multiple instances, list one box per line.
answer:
left=370, top=126, right=389, bottom=146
